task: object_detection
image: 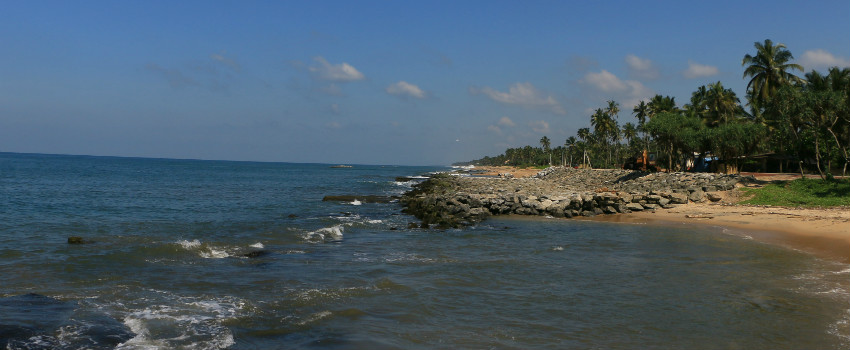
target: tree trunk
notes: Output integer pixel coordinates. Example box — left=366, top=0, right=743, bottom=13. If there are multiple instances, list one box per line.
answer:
left=814, top=137, right=825, bottom=180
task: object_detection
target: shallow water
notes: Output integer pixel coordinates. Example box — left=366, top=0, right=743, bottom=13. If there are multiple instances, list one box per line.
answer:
left=1, top=153, right=847, bottom=349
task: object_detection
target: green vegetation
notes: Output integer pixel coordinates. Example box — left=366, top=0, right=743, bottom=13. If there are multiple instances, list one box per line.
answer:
left=456, top=39, right=850, bottom=179
left=741, top=178, right=850, bottom=207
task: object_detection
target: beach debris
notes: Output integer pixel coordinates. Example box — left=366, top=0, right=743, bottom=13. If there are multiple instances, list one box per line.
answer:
left=685, top=214, right=714, bottom=219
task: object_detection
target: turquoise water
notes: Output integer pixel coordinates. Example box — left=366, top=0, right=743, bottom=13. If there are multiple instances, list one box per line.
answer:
left=1, top=152, right=848, bottom=349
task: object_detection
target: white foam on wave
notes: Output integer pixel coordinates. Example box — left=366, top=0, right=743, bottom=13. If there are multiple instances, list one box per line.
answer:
left=298, top=310, right=334, bottom=326
left=200, top=248, right=230, bottom=259
left=305, top=225, right=344, bottom=242
left=175, top=239, right=231, bottom=259
left=117, top=297, right=240, bottom=350
left=350, top=199, right=362, bottom=206
left=177, top=239, right=201, bottom=249
left=250, top=242, right=264, bottom=249
left=834, top=267, right=850, bottom=275
left=552, top=246, right=564, bottom=251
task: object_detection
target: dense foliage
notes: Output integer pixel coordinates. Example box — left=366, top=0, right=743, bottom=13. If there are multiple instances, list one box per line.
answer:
left=457, top=39, right=849, bottom=180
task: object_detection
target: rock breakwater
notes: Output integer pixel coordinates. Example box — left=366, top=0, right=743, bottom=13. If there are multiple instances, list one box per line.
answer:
left=400, top=167, right=744, bottom=228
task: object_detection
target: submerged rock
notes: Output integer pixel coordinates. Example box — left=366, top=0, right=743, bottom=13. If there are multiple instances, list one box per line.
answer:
left=242, top=250, right=271, bottom=258
left=67, top=237, right=87, bottom=244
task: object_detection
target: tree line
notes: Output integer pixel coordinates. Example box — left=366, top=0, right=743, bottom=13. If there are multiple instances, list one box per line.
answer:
left=457, top=39, right=849, bottom=179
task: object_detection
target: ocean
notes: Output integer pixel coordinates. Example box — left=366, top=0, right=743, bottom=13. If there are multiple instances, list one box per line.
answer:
left=1, top=152, right=847, bottom=349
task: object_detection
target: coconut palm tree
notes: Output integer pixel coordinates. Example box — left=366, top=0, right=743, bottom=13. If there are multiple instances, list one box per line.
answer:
left=565, top=136, right=577, bottom=167
left=622, top=122, right=637, bottom=146
left=632, top=100, right=651, bottom=149
left=702, top=81, right=742, bottom=127
left=540, top=136, right=552, bottom=165
left=648, top=95, right=677, bottom=117
left=632, top=100, right=649, bottom=125
left=591, top=108, right=617, bottom=167
left=577, top=127, right=591, bottom=142
left=606, top=100, right=620, bottom=120
left=742, top=39, right=804, bottom=109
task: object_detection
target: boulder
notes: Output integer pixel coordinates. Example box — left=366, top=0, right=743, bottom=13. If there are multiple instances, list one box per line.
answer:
left=707, top=192, right=723, bottom=202
left=626, top=203, right=644, bottom=211
left=668, top=193, right=689, bottom=204
left=688, top=190, right=705, bottom=202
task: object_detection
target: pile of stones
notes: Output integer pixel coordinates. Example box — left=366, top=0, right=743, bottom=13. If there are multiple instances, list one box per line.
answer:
left=400, top=167, right=744, bottom=228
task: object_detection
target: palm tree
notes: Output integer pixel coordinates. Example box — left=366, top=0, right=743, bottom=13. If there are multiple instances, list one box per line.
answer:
left=702, top=81, right=742, bottom=126
left=606, top=100, right=620, bottom=120
left=742, top=39, right=804, bottom=109
left=632, top=100, right=651, bottom=149
left=540, top=136, right=552, bottom=165
left=577, top=127, right=591, bottom=143
left=632, top=101, right=649, bottom=125
left=591, top=108, right=617, bottom=167
left=648, top=94, right=677, bottom=117
left=565, top=136, right=577, bottom=167
left=622, top=123, right=637, bottom=146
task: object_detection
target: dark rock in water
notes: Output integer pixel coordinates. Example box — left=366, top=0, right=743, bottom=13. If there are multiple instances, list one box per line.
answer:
left=322, top=195, right=398, bottom=203
left=243, top=250, right=271, bottom=258
left=287, top=214, right=298, bottom=218
left=389, top=227, right=398, bottom=230
left=67, top=236, right=86, bottom=244
left=0, top=294, right=134, bottom=349
left=407, top=222, right=419, bottom=229
left=395, top=176, right=415, bottom=182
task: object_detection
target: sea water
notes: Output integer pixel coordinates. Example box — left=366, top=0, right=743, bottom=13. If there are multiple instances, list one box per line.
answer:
left=1, top=152, right=847, bottom=349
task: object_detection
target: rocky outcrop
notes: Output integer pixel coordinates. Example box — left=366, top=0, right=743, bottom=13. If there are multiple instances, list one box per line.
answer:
left=401, top=167, right=743, bottom=228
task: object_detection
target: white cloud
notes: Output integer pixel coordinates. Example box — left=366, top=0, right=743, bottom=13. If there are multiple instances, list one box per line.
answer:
left=210, top=52, right=240, bottom=71
left=683, top=60, right=719, bottom=78
left=800, top=49, right=850, bottom=69
left=487, top=125, right=502, bottom=134
left=582, top=70, right=653, bottom=108
left=471, top=82, right=565, bottom=115
left=497, top=116, right=515, bottom=127
left=529, top=120, right=550, bottom=134
left=309, top=56, right=365, bottom=81
left=584, top=70, right=627, bottom=92
left=386, top=81, right=426, bottom=99
left=625, top=54, right=659, bottom=80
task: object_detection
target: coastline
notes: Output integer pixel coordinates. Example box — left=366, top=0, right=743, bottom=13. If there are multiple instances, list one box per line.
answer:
left=585, top=202, right=850, bottom=263
left=411, top=166, right=849, bottom=263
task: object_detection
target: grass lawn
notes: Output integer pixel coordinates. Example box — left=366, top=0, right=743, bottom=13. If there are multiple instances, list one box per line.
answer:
left=741, top=178, right=850, bottom=207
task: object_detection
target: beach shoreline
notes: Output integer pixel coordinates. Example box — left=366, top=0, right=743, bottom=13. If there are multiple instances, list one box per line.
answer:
left=584, top=202, right=850, bottom=263
left=453, top=166, right=849, bottom=263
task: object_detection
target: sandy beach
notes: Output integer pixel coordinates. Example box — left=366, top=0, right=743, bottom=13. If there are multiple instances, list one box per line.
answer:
left=588, top=202, right=850, bottom=263
left=470, top=167, right=850, bottom=263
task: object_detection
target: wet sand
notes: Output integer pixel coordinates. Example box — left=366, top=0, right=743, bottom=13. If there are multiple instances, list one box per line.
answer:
left=588, top=203, right=850, bottom=263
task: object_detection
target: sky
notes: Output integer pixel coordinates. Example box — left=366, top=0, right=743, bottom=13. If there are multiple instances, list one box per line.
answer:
left=2, top=1, right=849, bottom=166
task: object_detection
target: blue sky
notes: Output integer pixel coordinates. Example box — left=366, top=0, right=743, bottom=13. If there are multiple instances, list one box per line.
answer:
left=2, top=1, right=849, bottom=165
